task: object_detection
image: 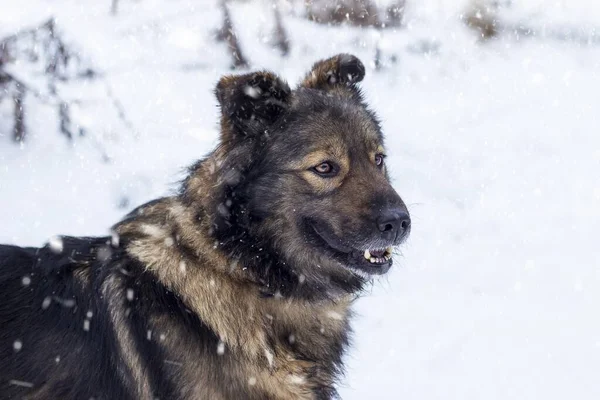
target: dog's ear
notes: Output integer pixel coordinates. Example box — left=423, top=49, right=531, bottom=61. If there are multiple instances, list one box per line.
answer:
left=216, top=71, right=291, bottom=142
left=300, top=53, right=365, bottom=93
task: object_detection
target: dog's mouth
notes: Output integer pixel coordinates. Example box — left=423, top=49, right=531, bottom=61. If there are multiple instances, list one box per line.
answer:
left=309, top=222, right=394, bottom=275
left=362, top=248, right=393, bottom=264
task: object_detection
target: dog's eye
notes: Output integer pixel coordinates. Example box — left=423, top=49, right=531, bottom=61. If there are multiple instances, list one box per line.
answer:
left=312, top=162, right=337, bottom=177
left=375, top=154, right=386, bottom=167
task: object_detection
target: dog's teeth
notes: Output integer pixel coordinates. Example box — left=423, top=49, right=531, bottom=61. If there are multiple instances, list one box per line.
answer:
left=364, top=250, right=371, bottom=260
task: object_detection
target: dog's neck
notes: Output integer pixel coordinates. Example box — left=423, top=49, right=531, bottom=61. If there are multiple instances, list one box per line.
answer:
left=114, top=196, right=352, bottom=395
left=113, top=194, right=354, bottom=331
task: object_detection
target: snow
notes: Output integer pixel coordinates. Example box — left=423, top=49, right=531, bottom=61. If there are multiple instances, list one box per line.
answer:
left=8, top=379, right=33, bottom=388
left=217, top=341, right=226, bottom=356
left=2, top=0, right=600, bottom=398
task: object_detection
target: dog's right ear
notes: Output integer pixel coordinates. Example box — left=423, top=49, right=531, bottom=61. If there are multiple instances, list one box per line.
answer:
left=215, top=71, right=291, bottom=142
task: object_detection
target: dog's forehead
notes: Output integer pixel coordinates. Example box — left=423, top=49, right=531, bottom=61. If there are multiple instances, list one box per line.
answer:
left=283, top=89, right=383, bottom=148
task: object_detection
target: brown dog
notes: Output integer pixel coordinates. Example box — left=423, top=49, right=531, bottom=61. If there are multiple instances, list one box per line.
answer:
left=0, top=54, right=410, bottom=399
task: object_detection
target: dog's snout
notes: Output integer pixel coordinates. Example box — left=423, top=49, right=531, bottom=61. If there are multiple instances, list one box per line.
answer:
left=376, top=210, right=411, bottom=240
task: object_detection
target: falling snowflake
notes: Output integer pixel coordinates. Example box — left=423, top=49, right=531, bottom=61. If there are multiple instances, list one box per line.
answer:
left=53, top=297, right=75, bottom=308
left=264, top=348, right=274, bottom=367
left=326, top=311, right=343, bottom=321
left=110, top=231, right=120, bottom=247
left=217, top=341, right=225, bottom=355
left=48, top=236, right=64, bottom=254
left=9, top=380, right=33, bottom=388
left=42, top=297, right=52, bottom=309
left=243, top=85, right=262, bottom=99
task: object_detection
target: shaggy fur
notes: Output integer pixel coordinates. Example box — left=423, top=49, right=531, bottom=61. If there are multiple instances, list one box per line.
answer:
left=0, top=54, right=410, bottom=399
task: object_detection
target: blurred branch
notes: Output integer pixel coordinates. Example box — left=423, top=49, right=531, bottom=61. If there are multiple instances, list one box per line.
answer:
left=385, top=0, right=406, bottom=28
left=13, top=82, right=26, bottom=142
left=304, top=0, right=404, bottom=29
left=272, top=0, right=290, bottom=56
left=59, top=101, right=73, bottom=140
left=0, top=18, right=134, bottom=145
left=111, top=0, right=119, bottom=16
left=216, top=0, right=249, bottom=69
left=373, top=45, right=382, bottom=71
left=509, top=23, right=600, bottom=46
left=305, top=0, right=381, bottom=28
left=0, top=71, right=45, bottom=142
left=464, top=0, right=499, bottom=39
left=464, top=0, right=600, bottom=45
left=105, top=84, right=135, bottom=134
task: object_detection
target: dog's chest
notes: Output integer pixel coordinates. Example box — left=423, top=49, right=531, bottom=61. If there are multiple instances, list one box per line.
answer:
left=152, top=301, right=349, bottom=400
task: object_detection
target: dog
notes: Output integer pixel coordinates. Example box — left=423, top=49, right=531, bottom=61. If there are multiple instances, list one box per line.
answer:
left=0, top=54, right=410, bottom=399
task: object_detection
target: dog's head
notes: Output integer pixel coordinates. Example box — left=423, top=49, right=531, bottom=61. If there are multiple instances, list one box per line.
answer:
left=185, top=54, right=410, bottom=298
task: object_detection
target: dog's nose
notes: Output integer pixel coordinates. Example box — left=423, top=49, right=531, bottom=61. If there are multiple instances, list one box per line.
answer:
left=377, top=210, right=411, bottom=240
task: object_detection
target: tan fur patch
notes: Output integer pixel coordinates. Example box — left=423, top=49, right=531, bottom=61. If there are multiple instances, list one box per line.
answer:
left=115, top=195, right=353, bottom=399
left=101, top=274, right=154, bottom=399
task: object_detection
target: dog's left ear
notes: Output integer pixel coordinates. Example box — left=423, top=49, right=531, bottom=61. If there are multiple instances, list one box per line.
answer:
left=299, top=53, right=365, bottom=93
left=216, top=71, right=291, bottom=142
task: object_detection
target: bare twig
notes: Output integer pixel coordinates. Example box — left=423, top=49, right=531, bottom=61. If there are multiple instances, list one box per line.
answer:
left=105, top=84, right=135, bottom=134
left=13, top=82, right=26, bottom=142
left=1, top=70, right=61, bottom=105
left=385, top=0, right=405, bottom=28
left=464, top=0, right=499, bottom=39
left=373, top=45, right=382, bottom=71
left=305, top=0, right=382, bottom=28
left=272, top=0, right=290, bottom=56
left=111, top=0, right=119, bottom=16
left=59, top=101, right=73, bottom=140
left=0, top=17, right=134, bottom=147
left=463, top=0, right=600, bottom=45
left=217, top=0, right=249, bottom=69
left=220, top=0, right=248, bottom=68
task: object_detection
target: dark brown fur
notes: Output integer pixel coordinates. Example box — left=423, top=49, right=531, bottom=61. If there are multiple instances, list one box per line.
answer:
left=0, top=54, right=410, bottom=399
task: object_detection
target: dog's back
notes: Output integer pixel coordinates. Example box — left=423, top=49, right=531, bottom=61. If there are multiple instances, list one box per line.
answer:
left=0, top=238, right=130, bottom=399
left=0, top=235, right=277, bottom=400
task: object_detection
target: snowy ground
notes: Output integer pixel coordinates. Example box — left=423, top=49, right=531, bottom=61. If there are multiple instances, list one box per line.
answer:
left=1, top=1, right=600, bottom=398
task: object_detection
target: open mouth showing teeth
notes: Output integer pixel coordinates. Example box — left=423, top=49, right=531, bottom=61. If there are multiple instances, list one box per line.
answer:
left=363, top=248, right=393, bottom=264
left=308, top=221, right=394, bottom=275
